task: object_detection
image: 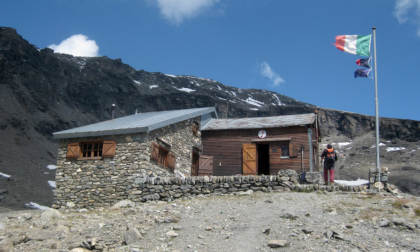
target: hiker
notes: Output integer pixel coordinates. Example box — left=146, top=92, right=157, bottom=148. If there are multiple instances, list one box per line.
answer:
left=321, top=144, right=338, bottom=185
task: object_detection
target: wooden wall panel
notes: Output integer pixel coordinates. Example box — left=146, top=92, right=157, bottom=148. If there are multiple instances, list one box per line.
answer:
left=202, top=126, right=319, bottom=176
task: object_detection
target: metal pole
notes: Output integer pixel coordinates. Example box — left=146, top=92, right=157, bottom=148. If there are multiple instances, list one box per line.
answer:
left=226, top=100, right=228, bottom=118
left=308, top=128, right=313, bottom=172
left=372, top=27, right=381, bottom=190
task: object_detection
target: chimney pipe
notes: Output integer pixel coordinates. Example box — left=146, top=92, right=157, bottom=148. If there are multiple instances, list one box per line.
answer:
left=111, top=104, right=116, bottom=120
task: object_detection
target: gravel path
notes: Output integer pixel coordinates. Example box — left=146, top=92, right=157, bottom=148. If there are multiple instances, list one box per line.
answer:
left=1, top=191, right=420, bottom=252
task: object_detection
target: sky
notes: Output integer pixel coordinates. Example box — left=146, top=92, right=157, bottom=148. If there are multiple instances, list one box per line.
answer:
left=2, top=0, right=420, bottom=121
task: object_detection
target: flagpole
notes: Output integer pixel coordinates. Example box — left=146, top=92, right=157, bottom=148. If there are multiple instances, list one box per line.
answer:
left=372, top=27, right=381, bottom=190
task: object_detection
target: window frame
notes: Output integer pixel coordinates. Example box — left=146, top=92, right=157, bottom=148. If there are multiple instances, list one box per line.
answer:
left=66, top=140, right=116, bottom=160
left=281, top=144, right=290, bottom=158
left=80, top=141, right=103, bottom=159
left=151, top=141, right=176, bottom=170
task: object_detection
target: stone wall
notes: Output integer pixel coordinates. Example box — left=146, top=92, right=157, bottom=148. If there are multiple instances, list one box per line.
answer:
left=54, top=117, right=202, bottom=208
left=53, top=170, right=368, bottom=209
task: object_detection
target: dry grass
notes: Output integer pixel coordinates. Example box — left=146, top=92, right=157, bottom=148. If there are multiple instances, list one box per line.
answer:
left=359, top=207, right=383, bottom=220
left=414, top=207, right=420, bottom=217
left=391, top=198, right=412, bottom=209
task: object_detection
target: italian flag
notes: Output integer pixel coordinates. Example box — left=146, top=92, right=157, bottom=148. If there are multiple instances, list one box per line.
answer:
left=333, top=35, right=371, bottom=57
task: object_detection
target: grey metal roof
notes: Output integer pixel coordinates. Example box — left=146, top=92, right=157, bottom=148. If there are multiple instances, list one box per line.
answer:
left=53, top=107, right=217, bottom=139
left=201, top=113, right=316, bottom=131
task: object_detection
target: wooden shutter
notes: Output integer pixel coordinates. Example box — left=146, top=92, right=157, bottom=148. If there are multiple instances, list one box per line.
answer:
left=198, top=155, right=213, bottom=176
left=102, top=141, right=117, bottom=157
left=289, top=142, right=298, bottom=158
left=192, top=124, right=197, bottom=136
left=151, top=142, right=159, bottom=161
left=67, top=143, right=80, bottom=159
left=242, top=143, right=257, bottom=175
left=166, top=152, right=176, bottom=170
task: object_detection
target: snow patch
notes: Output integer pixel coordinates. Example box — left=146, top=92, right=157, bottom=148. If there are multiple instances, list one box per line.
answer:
left=24, top=202, right=49, bottom=210
left=150, top=85, right=158, bottom=89
left=165, top=74, right=177, bottom=78
left=272, top=94, right=284, bottom=106
left=386, top=147, right=406, bottom=152
left=334, top=179, right=369, bottom=186
left=0, top=172, right=11, bottom=178
left=371, top=143, right=386, bottom=148
left=132, top=80, right=141, bottom=85
left=244, top=97, right=264, bottom=107
left=217, top=86, right=222, bottom=90
left=336, top=142, right=352, bottom=148
left=250, top=108, right=259, bottom=111
left=48, top=181, right=56, bottom=188
left=229, top=91, right=237, bottom=97
left=47, top=165, right=57, bottom=170
left=175, top=87, right=195, bottom=93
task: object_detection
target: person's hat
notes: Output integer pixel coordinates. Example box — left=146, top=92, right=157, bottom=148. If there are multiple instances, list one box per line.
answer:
left=327, top=144, right=332, bottom=149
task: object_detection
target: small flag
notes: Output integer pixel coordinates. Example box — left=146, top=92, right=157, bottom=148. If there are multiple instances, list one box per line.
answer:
left=354, top=69, right=371, bottom=78
left=356, top=58, right=371, bottom=68
left=333, top=35, right=371, bottom=57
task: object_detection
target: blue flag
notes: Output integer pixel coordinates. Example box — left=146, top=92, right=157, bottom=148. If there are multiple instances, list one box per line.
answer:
left=356, top=58, right=371, bottom=68
left=355, top=69, right=371, bottom=78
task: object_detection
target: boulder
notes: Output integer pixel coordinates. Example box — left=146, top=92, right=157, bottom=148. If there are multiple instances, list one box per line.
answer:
left=124, top=227, right=142, bottom=245
left=22, top=213, right=32, bottom=220
left=166, top=230, right=178, bottom=238
left=142, top=193, right=160, bottom=201
left=268, top=240, right=289, bottom=248
left=278, top=169, right=297, bottom=178
left=0, top=240, right=14, bottom=252
left=66, top=202, right=76, bottom=208
left=280, top=213, right=298, bottom=220
left=303, top=172, right=323, bottom=184
left=40, top=208, right=63, bottom=220
left=111, top=200, right=135, bottom=209
left=70, top=248, right=91, bottom=252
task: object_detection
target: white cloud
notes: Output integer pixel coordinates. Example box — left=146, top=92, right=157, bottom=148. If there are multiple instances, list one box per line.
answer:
left=394, top=0, right=420, bottom=36
left=155, top=0, right=219, bottom=25
left=48, top=34, right=99, bottom=57
left=259, top=61, right=285, bottom=86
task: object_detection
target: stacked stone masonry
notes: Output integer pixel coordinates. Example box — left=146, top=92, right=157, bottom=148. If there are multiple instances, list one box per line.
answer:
left=53, top=172, right=367, bottom=209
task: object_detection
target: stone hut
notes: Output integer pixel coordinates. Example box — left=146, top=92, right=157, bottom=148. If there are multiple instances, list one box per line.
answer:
left=52, top=107, right=217, bottom=208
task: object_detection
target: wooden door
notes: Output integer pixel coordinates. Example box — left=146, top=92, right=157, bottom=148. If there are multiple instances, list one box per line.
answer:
left=243, top=143, right=257, bottom=175
left=191, top=150, right=199, bottom=176
left=198, top=155, right=213, bottom=176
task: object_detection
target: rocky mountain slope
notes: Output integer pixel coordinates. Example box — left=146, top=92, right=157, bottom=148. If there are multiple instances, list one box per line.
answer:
left=0, top=27, right=419, bottom=209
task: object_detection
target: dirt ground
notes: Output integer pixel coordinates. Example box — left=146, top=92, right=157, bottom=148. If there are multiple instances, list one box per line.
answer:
left=1, top=190, right=420, bottom=252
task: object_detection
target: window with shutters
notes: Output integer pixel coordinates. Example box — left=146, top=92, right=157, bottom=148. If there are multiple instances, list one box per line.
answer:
left=150, top=142, right=176, bottom=170
left=280, top=142, right=298, bottom=158
left=66, top=140, right=116, bottom=160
